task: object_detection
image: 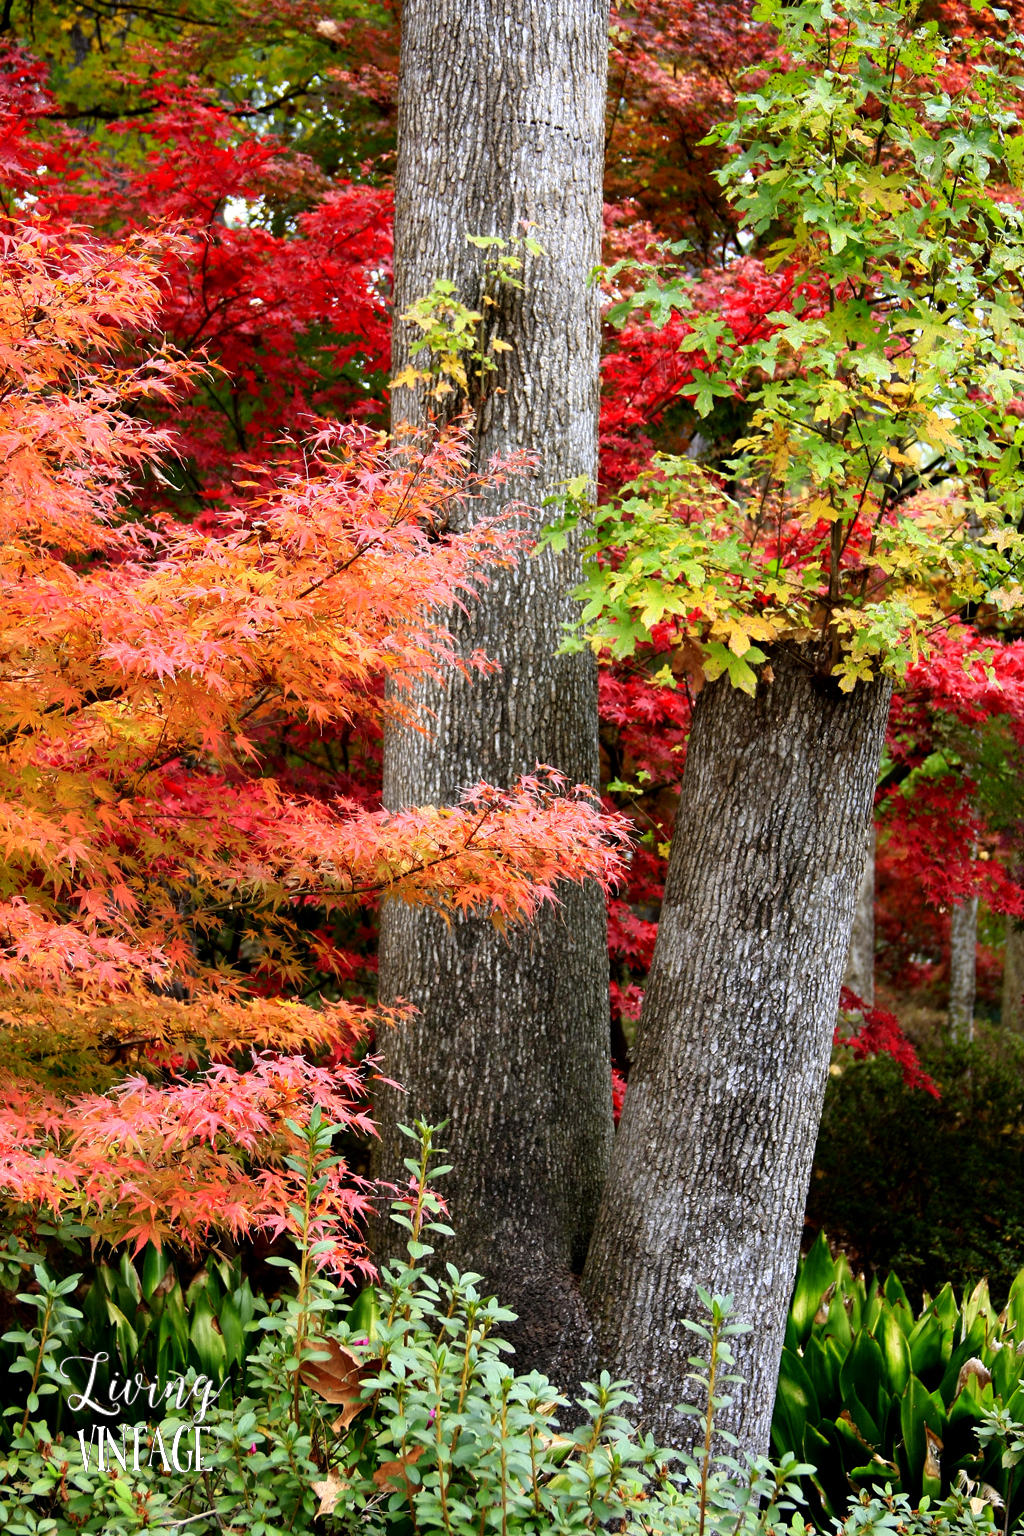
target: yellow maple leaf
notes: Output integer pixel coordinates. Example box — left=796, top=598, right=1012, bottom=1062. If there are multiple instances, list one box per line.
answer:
left=800, top=496, right=840, bottom=525
left=388, top=365, right=424, bottom=390
left=922, top=411, right=959, bottom=450
left=769, top=420, right=790, bottom=477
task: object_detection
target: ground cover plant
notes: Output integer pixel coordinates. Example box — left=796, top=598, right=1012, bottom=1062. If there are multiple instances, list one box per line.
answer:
left=775, top=1232, right=1024, bottom=1527
left=0, top=1122, right=1018, bottom=1536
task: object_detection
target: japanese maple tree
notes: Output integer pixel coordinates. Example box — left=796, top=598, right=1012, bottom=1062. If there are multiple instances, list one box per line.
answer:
left=0, top=214, right=628, bottom=1257
left=2, top=57, right=393, bottom=520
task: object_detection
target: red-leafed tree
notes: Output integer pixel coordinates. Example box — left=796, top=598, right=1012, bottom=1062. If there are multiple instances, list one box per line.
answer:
left=874, top=632, right=1024, bottom=1031
left=7, top=59, right=393, bottom=520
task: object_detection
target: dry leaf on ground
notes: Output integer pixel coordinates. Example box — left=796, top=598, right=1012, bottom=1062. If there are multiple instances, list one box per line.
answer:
left=312, top=1467, right=348, bottom=1516
left=300, top=1338, right=375, bottom=1431
left=373, top=1446, right=425, bottom=1491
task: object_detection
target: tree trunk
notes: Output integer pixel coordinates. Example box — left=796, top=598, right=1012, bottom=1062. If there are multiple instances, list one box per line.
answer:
left=1003, top=870, right=1024, bottom=1030
left=1004, top=922, right=1024, bottom=1030
left=373, top=0, right=612, bottom=1387
left=949, top=898, right=978, bottom=1043
left=581, top=646, right=893, bottom=1456
left=843, top=825, right=876, bottom=1006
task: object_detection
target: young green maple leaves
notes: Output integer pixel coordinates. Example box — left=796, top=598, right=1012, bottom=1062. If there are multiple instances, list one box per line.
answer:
left=566, top=0, right=1024, bottom=693
left=390, top=231, right=542, bottom=403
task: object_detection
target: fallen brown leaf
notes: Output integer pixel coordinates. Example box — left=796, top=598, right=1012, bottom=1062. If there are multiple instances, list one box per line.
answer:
left=311, top=1466, right=348, bottom=1517
left=813, top=1282, right=835, bottom=1326
left=373, top=1446, right=425, bottom=1491
left=955, top=1357, right=992, bottom=1398
left=300, top=1337, right=375, bottom=1432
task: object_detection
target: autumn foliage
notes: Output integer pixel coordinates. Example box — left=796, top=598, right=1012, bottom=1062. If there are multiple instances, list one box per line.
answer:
left=3, top=0, right=1024, bottom=1283
left=0, top=212, right=627, bottom=1253
left=835, top=987, right=938, bottom=1098
left=0, top=1055, right=376, bottom=1268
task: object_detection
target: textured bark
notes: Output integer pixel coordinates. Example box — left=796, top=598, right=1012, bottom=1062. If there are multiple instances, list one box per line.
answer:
left=1003, top=867, right=1024, bottom=1031
left=1004, top=921, right=1024, bottom=1031
left=373, top=0, right=612, bottom=1387
left=844, top=825, right=876, bottom=1006
left=582, top=646, right=893, bottom=1456
left=949, top=898, right=978, bottom=1043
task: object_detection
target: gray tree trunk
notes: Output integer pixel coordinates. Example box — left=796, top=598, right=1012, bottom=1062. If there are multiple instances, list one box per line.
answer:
left=1004, top=923, right=1024, bottom=1030
left=949, top=897, right=978, bottom=1043
left=844, top=825, right=876, bottom=1006
left=373, top=0, right=612, bottom=1387
left=1003, top=870, right=1024, bottom=1030
left=582, top=646, right=893, bottom=1456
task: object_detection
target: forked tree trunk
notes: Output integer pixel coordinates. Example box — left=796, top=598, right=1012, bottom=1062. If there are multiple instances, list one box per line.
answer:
left=582, top=646, right=893, bottom=1455
left=844, top=826, right=876, bottom=1006
left=949, top=898, right=978, bottom=1043
left=373, top=0, right=612, bottom=1386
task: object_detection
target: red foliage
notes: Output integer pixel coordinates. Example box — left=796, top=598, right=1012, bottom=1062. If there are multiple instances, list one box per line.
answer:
left=875, top=843, right=1006, bottom=1010
left=878, top=630, right=1024, bottom=926
left=599, top=247, right=827, bottom=488
left=4, top=55, right=393, bottom=517
left=611, top=1066, right=628, bottom=1127
left=900, top=630, right=1024, bottom=730
left=879, top=773, right=1024, bottom=917
left=599, top=635, right=692, bottom=1039
left=604, top=0, right=779, bottom=258
left=0, top=1053, right=378, bottom=1269
left=836, top=988, right=940, bottom=1098
left=0, top=43, right=53, bottom=194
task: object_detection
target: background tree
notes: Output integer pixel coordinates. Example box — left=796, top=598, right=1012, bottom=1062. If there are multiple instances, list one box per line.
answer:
left=844, top=831, right=877, bottom=1005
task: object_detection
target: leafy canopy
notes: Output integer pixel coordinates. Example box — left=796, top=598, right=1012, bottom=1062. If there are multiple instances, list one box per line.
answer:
left=561, top=0, right=1024, bottom=693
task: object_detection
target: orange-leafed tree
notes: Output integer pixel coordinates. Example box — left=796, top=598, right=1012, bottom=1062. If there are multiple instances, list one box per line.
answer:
left=0, top=216, right=627, bottom=1259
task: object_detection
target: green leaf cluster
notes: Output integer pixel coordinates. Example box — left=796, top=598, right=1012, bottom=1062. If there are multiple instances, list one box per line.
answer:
left=392, top=232, right=542, bottom=403
left=774, top=1232, right=1024, bottom=1527
left=558, top=0, right=1024, bottom=692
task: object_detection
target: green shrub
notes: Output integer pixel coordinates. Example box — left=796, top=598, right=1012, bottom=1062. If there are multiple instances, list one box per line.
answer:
left=0, top=1119, right=817, bottom=1534
left=807, top=1030, right=1024, bottom=1303
left=1, top=1118, right=1020, bottom=1536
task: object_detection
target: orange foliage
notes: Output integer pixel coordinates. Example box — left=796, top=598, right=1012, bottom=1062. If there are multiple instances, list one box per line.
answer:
left=0, top=1054, right=376, bottom=1269
left=0, top=216, right=629, bottom=1251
